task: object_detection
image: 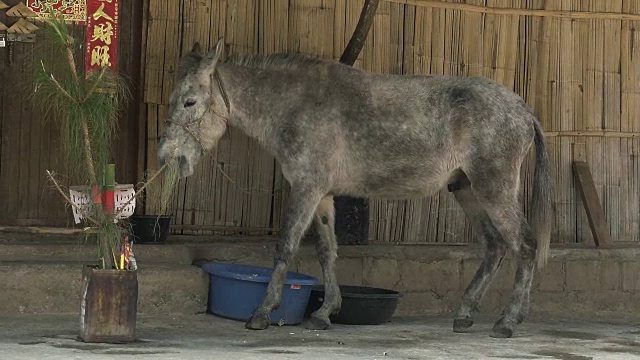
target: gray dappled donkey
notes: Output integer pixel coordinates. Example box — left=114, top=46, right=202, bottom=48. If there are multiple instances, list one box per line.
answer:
left=158, top=39, right=552, bottom=339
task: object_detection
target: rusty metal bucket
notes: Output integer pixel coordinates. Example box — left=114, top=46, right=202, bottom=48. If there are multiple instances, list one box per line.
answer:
left=79, top=265, right=138, bottom=343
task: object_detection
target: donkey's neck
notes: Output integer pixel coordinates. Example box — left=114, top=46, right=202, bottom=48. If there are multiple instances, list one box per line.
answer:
left=216, top=62, right=310, bottom=149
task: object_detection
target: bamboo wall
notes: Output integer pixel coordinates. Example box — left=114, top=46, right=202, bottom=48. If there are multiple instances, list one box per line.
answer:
left=141, top=0, right=640, bottom=244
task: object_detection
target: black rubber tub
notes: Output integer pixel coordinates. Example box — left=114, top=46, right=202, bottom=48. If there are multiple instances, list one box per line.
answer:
left=128, top=215, right=172, bottom=244
left=304, top=285, right=403, bottom=325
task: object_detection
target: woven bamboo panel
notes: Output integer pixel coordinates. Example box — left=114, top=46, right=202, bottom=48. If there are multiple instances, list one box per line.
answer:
left=140, top=0, right=640, bottom=243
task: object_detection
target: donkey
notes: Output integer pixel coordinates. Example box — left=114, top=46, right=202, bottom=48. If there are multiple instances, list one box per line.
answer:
left=158, top=39, right=552, bottom=338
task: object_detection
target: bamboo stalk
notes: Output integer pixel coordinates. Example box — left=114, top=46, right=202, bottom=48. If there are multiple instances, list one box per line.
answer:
left=544, top=131, right=640, bottom=138
left=59, top=30, right=99, bottom=185
left=384, top=0, right=640, bottom=21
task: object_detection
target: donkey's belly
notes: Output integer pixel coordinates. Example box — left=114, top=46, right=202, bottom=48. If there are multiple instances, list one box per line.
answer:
left=331, top=166, right=454, bottom=199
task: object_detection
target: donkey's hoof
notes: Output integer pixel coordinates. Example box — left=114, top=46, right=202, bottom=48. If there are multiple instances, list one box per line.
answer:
left=453, top=318, right=474, bottom=333
left=303, top=315, right=331, bottom=330
left=490, top=322, right=513, bottom=338
left=245, top=313, right=270, bottom=330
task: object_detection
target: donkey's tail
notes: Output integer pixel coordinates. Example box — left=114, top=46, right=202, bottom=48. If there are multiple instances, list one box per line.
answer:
left=531, top=118, right=552, bottom=269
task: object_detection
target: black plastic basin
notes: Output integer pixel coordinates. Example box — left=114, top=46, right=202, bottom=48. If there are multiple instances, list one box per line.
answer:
left=304, top=285, right=403, bottom=325
left=129, top=215, right=172, bottom=244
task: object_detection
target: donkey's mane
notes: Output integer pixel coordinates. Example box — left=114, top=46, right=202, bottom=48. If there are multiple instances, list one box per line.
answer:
left=179, top=51, right=349, bottom=79
left=224, top=53, right=336, bottom=70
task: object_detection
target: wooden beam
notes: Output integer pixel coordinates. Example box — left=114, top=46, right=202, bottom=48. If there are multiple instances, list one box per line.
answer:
left=545, top=131, right=640, bottom=138
left=572, top=161, right=612, bottom=248
left=170, top=224, right=278, bottom=232
left=385, top=0, right=640, bottom=21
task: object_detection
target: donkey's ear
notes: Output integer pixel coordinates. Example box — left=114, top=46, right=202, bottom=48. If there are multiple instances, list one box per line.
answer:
left=200, top=38, right=224, bottom=75
left=178, top=43, right=204, bottom=79
left=212, top=38, right=224, bottom=56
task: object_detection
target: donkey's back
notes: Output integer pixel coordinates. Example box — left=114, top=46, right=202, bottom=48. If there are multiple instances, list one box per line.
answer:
left=303, top=65, right=538, bottom=200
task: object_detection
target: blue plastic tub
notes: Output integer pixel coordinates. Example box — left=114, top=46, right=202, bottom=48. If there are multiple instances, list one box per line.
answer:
left=202, top=262, right=319, bottom=325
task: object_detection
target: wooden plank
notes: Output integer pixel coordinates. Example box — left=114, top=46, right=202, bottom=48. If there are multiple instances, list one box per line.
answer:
left=573, top=160, right=612, bottom=248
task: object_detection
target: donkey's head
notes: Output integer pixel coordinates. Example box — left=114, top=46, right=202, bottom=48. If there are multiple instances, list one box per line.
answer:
left=158, top=39, right=228, bottom=177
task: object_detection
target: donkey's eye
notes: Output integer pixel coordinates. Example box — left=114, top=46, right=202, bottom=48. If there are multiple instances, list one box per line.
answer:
left=184, top=100, right=197, bottom=108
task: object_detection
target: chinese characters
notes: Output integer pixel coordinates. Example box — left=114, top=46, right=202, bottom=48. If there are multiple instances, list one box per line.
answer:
left=84, top=0, right=119, bottom=74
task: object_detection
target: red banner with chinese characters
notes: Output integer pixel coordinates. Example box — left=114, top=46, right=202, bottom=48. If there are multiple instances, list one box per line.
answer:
left=84, top=0, right=119, bottom=76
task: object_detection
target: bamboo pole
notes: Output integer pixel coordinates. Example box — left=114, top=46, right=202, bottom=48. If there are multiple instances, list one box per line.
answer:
left=384, top=0, right=640, bottom=21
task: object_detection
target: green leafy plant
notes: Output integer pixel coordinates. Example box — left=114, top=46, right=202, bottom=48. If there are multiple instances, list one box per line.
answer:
left=35, top=8, right=130, bottom=269
left=34, top=9, right=129, bottom=185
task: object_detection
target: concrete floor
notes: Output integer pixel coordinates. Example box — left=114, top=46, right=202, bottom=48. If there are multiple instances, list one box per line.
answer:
left=0, top=313, right=639, bottom=360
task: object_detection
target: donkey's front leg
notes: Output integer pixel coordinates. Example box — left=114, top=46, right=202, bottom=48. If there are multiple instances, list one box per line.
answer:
left=246, top=186, right=325, bottom=330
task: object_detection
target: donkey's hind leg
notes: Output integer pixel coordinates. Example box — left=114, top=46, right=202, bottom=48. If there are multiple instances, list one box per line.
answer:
left=489, top=218, right=537, bottom=338
left=449, top=170, right=508, bottom=333
left=469, top=169, right=536, bottom=338
left=303, top=196, right=342, bottom=330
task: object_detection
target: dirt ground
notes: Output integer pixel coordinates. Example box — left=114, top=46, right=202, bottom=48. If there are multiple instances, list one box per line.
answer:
left=0, top=313, right=638, bottom=359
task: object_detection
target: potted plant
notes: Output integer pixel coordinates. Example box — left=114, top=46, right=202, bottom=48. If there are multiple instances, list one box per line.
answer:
left=33, top=9, right=166, bottom=343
